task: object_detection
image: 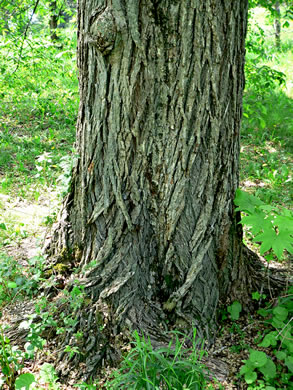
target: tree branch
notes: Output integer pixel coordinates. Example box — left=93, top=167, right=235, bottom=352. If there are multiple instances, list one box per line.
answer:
left=12, top=0, right=40, bottom=74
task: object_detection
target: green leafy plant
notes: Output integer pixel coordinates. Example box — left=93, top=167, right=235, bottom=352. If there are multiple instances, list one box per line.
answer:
left=234, top=189, right=293, bottom=260
left=56, top=153, right=78, bottom=197
left=15, top=373, right=36, bottom=390
left=227, top=301, right=242, bottom=321
left=252, top=291, right=267, bottom=301
left=0, top=319, right=25, bottom=389
left=75, top=381, right=98, bottom=389
left=38, top=363, right=60, bottom=390
left=105, top=329, right=207, bottom=390
left=240, top=288, right=293, bottom=388
left=13, top=363, right=61, bottom=390
left=240, top=349, right=277, bottom=385
left=0, top=254, right=45, bottom=305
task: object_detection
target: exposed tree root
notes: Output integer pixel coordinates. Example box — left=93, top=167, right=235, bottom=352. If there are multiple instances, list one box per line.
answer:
left=40, top=246, right=290, bottom=384
left=244, top=246, right=292, bottom=297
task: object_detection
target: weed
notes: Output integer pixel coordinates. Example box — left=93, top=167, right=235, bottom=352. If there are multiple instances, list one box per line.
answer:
left=227, top=301, right=243, bottom=321
left=105, top=328, right=207, bottom=390
left=0, top=319, right=25, bottom=388
left=234, top=189, right=293, bottom=261
left=0, top=254, right=44, bottom=306
left=240, top=287, right=293, bottom=388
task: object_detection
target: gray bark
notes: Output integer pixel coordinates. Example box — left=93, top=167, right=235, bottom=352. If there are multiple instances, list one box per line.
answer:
left=274, top=2, right=281, bottom=49
left=49, top=0, right=250, bottom=378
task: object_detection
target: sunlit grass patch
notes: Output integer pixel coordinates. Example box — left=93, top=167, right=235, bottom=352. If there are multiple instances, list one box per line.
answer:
left=0, top=31, right=78, bottom=199
left=0, top=193, right=54, bottom=248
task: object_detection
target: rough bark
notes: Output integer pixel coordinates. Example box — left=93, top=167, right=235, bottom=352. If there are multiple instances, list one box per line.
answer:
left=47, top=0, right=253, bottom=379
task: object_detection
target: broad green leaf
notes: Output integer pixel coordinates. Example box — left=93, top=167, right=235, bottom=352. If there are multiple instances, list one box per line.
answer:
left=254, top=228, right=292, bottom=259
left=24, top=342, right=36, bottom=357
left=7, top=281, right=17, bottom=289
left=274, top=215, right=293, bottom=232
left=271, top=317, right=285, bottom=329
left=234, top=189, right=264, bottom=214
left=283, top=338, right=293, bottom=354
left=240, top=213, right=271, bottom=236
left=257, top=308, right=269, bottom=317
left=259, top=359, right=276, bottom=379
left=249, top=350, right=267, bottom=368
left=244, top=371, right=257, bottom=384
left=275, top=350, right=286, bottom=361
left=285, top=355, right=293, bottom=373
left=227, top=301, right=242, bottom=320
left=273, top=306, right=288, bottom=322
left=252, top=291, right=261, bottom=300
left=259, top=205, right=277, bottom=212
left=15, top=373, right=35, bottom=390
left=39, top=363, right=58, bottom=384
left=272, top=231, right=293, bottom=259
left=240, top=363, right=251, bottom=375
left=258, top=332, right=277, bottom=348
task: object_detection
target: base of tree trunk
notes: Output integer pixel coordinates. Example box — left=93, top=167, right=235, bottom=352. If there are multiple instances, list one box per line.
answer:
left=44, top=230, right=291, bottom=383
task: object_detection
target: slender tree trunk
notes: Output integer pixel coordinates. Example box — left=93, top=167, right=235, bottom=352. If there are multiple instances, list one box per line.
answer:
left=47, top=0, right=258, bottom=378
left=49, top=1, right=59, bottom=41
left=274, top=1, right=281, bottom=49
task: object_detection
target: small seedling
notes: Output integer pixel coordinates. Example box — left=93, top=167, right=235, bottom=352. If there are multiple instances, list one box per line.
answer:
left=227, top=301, right=242, bottom=321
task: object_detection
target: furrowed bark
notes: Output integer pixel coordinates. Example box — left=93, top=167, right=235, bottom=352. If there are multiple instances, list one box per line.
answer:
left=47, top=0, right=254, bottom=379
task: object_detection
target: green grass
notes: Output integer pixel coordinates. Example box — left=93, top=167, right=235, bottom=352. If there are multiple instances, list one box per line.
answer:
left=105, top=330, right=208, bottom=390
left=0, top=30, right=78, bottom=200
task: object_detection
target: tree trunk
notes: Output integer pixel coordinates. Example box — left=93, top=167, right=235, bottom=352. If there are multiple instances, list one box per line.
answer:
left=48, top=0, right=251, bottom=378
left=274, top=2, right=281, bottom=50
left=49, top=1, right=59, bottom=41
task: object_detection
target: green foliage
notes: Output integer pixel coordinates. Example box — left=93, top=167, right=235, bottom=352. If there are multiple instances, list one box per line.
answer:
left=0, top=320, right=26, bottom=388
left=227, top=301, right=242, bottom=321
left=234, top=189, right=293, bottom=260
left=0, top=27, right=78, bottom=199
left=75, top=381, right=98, bottom=390
left=105, top=329, right=207, bottom=390
left=0, top=254, right=45, bottom=305
left=243, top=3, right=292, bottom=168
left=240, top=288, right=293, bottom=388
left=57, top=153, right=79, bottom=198
left=15, top=373, right=36, bottom=390
left=38, top=363, right=60, bottom=390
left=13, top=363, right=60, bottom=390
left=240, top=350, right=277, bottom=385
left=252, top=291, right=267, bottom=301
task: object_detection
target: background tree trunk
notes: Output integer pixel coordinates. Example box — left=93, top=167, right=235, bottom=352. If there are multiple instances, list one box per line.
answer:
left=274, top=2, right=281, bottom=50
left=49, top=1, right=59, bottom=41
left=49, top=0, right=250, bottom=378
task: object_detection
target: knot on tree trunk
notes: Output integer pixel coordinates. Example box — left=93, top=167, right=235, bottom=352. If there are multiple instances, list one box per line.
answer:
left=88, top=7, right=117, bottom=55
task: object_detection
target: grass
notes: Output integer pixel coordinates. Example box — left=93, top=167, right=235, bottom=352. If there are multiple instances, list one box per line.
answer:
left=0, top=30, right=78, bottom=200
left=0, top=30, right=78, bottom=253
left=105, top=330, right=207, bottom=390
